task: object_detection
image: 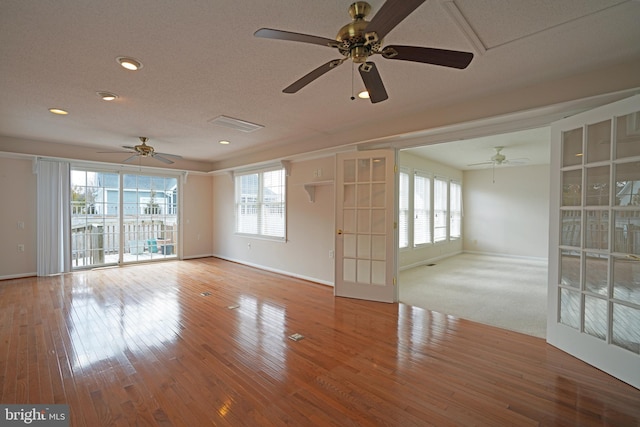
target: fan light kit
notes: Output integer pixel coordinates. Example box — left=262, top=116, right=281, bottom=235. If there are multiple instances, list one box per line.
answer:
left=254, top=0, right=473, bottom=103
left=97, top=91, right=118, bottom=101
left=48, top=108, right=68, bottom=115
left=116, top=56, right=143, bottom=71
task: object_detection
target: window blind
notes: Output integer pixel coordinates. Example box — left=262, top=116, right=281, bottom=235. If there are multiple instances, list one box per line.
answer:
left=450, top=181, right=462, bottom=239
left=235, top=168, right=286, bottom=239
left=399, top=171, right=409, bottom=248
left=434, top=177, right=448, bottom=242
left=414, top=172, right=432, bottom=245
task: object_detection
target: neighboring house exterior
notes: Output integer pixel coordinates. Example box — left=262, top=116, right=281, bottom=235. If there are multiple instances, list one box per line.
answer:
left=93, top=173, right=178, bottom=216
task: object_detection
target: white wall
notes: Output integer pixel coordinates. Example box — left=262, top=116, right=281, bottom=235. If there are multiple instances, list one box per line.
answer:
left=182, top=173, right=214, bottom=259
left=212, top=156, right=335, bottom=285
left=0, top=156, right=215, bottom=278
left=398, top=151, right=464, bottom=269
left=0, top=156, right=37, bottom=278
left=463, top=164, right=550, bottom=259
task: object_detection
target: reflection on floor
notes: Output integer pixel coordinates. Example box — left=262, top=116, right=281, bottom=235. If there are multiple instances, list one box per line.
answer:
left=400, top=253, right=548, bottom=338
left=2, top=258, right=639, bottom=425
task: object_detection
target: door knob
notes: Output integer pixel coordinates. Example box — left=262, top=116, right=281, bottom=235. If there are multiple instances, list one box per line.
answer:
left=337, top=229, right=343, bottom=235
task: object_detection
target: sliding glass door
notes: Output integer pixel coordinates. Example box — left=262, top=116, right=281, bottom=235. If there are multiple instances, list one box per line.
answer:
left=71, top=170, right=119, bottom=268
left=71, top=168, right=179, bottom=268
left=122, top=173, right=178, bottom=262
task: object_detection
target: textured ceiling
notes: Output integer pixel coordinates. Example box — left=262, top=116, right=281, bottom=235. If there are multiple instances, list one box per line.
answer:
left=1, top=0, right=639, bottom=172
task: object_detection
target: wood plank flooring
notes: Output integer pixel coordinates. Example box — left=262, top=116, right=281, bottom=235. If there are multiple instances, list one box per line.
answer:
left=1, top=257, right=639, bottom=426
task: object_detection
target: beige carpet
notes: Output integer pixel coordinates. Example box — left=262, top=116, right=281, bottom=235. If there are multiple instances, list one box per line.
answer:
left=400, top=253, right=548, bottom=338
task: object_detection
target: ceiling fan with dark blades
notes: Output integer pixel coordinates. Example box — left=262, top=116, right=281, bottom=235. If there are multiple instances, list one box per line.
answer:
left=100, top=137, right=183, bottom=164
left=254, top=0, right=473, bottom=103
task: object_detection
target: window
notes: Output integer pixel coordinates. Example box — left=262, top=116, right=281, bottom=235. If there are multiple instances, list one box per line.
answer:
left=414, top=172, right=431, bottom=245
left=70, top=168, right=179, bottom=268
left=235, top=167, right=286, bottom=239
left=450, top=181, right=462, bottom=239
left=434, top=177, right=448, bottom=242
left=399, top=170, right=409, bottom=248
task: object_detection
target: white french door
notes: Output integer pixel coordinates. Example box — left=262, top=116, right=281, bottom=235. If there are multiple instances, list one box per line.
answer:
left=335, top=149, right=398, bottom=303
left=548, top=94, right=640, bottom=389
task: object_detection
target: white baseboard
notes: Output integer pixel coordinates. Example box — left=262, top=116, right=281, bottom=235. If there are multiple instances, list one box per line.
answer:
left=182, top=253, right=214, bottom=260
left=462, top=250, right=548, bottom=263
left=0, top=272, right=37, bottom=281
left=212, top=254, right=334, bottom=287
left=400, top=251, right=548, bottom=271
left=400, top=251, right=463, bottom=271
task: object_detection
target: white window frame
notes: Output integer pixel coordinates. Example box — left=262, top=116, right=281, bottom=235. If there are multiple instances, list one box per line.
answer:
left=433, top=176, right=449, bottom=243
left=449, top=180, right=462, bottom=240
left=413, top=170, right=432, bottom=246
left=234, top=166, right=287, bottom=240
left=399, top=169, right=410, bottom=249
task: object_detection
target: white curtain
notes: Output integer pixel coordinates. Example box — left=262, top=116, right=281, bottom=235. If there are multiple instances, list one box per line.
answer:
left=36, top=159, right=71, bottom=276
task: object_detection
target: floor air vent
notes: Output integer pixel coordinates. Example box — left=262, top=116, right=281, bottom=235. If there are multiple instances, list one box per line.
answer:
left=288, top=333, right=304, bottom=342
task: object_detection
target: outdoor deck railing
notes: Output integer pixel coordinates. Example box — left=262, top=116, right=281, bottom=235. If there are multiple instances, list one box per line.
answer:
left=71, top=219, right=176, bottom=267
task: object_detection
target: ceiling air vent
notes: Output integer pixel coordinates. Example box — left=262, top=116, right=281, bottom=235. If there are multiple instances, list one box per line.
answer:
left=209, top=115, right=264, bottom=133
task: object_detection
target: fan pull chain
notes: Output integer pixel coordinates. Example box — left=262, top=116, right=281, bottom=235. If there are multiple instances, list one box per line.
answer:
left=350, top=62, right=356, bottom=101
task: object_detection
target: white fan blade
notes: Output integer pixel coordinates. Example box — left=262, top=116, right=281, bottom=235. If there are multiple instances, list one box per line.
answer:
left=152, top=154, right=174, bottom=164
left=123, top=155, right=139, bottom=164
left=155, top=152, right=182, bottom=160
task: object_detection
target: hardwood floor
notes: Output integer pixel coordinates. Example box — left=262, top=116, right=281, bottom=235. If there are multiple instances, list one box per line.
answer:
left=1, top=258, right=639, bottom=426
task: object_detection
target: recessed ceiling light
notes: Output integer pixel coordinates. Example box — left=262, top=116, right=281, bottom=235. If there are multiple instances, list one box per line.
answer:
left=48, top=108, right=68, bottom=115
left=219, top=140, right=230, bottom=145
left=97, top=91, right=118, bottom=101
left=358, top=91, right=370, bottom=99
left=116, top=56, right=143, bottom=71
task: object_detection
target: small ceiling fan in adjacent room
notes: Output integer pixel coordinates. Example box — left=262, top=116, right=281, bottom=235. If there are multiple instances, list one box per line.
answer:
left=254, top=0, right=473, bottom=103
left=100, top=137, right=183, bottom=164
left=468, top=146, right=529, bottom=168
left=468, top=146, right=529, bottom=183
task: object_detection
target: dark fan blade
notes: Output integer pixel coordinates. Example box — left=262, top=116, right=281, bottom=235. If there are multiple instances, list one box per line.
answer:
left=123, top=155, right=140, bottom=164
left=358, top=62, right=388, bottom=104
left=254, top=28, right=338, bottom=48
left=365, top=0, right=426, bottom=41
left=283, top=59, right=344, bottom=94
left=152, top=154, right=174, bottom=164
left=122, top=145, right=136, bottom=150
left=383, top=45, right=473, bottom=69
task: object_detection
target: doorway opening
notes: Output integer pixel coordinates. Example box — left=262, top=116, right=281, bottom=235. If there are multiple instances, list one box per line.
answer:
left=397, top=128, right=551, bottom=337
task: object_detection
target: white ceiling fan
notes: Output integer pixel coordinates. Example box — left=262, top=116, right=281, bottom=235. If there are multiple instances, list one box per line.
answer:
left=468, top=146, right=528, bottom=167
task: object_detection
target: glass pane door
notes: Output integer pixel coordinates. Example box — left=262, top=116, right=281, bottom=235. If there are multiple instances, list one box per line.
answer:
left=549, top=95, right=640, bottom=389
left=122, top=174, right=178, bottom=262
left=71, top=170, right=120, bottom=268
left=335, top=150, right=397, bottom=303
